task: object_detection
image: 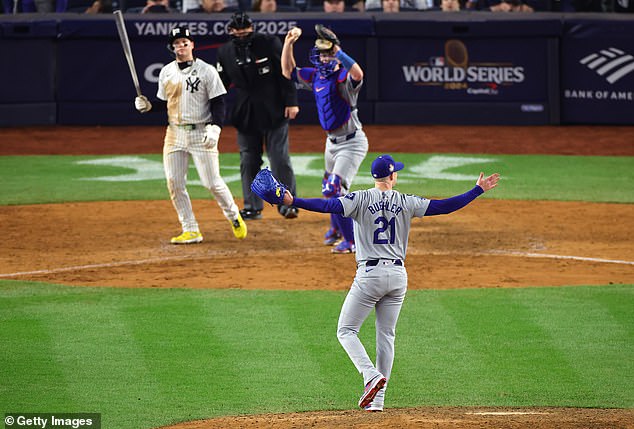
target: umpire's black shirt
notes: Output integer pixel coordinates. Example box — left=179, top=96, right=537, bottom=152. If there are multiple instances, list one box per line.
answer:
left=217, top=33, right=298, bottom=134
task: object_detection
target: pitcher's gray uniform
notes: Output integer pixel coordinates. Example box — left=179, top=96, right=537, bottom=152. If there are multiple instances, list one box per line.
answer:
left=337, top=187, right=429, bottom=410
left=283, top=154, right=500, bottom=410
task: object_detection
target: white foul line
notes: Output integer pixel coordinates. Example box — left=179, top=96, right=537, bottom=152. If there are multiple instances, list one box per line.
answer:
left=483, top=250, right=634, bottom=266
left=466, top=411, right=550, bottom=416
left=0, top=249, right=632, bottom=279
left=0, top=252, right=237, bottom=279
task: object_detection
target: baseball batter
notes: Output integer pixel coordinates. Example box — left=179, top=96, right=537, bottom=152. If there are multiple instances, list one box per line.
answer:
left=135, top=26, right=247, bottom=244
left=278, top=154, right=500, bottom=411
left=282, top=25, right=368, bottom=254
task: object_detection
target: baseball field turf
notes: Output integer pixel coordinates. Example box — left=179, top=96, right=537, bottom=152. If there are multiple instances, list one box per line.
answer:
left=0, top=153, right=632, bottom=205
left=1, top=150, right=633, bottom=428
left=1, top=282, right=632, bottom=428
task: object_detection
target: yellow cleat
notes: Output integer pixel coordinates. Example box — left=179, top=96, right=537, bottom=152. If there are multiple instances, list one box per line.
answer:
left=231, top=215, right=247, bottom=239
left=170, top=231, right=203, bottom=244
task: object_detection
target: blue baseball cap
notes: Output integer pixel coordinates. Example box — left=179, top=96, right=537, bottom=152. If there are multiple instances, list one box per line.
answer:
left=371, top=154, right=404, bottom=179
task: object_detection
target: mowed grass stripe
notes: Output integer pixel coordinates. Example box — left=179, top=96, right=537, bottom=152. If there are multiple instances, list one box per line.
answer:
left=115, top=291, right=215, bottom=428
left=198, top=290, right=354, bottom=414
left=520, top=286, right=634, bottom=407
left=0, top=311, right=75, bottom=410
left=392, top=291, right=485, bottom=407
left=1, top=282, right=633, bottom=429
left=276, top=291, right=359, bottom=411
left=38, top=289, right=168, bottom=428
left=440, top=289, right=592, bottom=406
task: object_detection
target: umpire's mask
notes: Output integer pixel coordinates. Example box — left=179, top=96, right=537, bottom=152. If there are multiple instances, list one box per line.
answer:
left=228, top=12, right=254, bottom=66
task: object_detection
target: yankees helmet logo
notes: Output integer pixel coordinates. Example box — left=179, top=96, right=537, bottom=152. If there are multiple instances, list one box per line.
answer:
left=186, top=77, right=201, bottom=93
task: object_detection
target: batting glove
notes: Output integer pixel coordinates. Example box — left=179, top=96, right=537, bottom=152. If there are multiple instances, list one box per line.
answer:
left=134, top=95, right=152, bottom=113
left=202, top=124, right=221, bottom=149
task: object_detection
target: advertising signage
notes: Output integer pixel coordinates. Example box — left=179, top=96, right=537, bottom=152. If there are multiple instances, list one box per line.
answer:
left=561, top=41, right=634, bottom=124
left=379, top=38, right=550, bottom=103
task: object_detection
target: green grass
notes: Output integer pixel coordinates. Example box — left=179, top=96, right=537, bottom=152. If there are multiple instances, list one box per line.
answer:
left=0, top=153, right=633, bottom=205
left=1, top=150, right=632, bottom=427
left=1, top=281, right=632, bottom=428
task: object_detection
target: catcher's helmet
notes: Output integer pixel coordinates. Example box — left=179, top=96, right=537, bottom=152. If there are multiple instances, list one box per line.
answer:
left=168, top=26, right=193, bottom=47
left=310, top=47, right=338, bottom=78
left=228, top=11, right=253, bottom=30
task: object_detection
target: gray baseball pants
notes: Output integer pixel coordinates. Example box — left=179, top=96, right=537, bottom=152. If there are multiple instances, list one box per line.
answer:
left=337, top=263, right=408, bottom=390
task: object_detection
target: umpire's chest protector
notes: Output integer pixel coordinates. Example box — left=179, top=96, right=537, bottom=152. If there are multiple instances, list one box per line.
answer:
left=313, top=69, right=351, bottom=132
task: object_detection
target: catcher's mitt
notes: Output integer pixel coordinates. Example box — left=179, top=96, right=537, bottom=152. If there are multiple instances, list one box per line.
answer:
left=315, top=24, right=340, bottom=52
left=251, top=168, right=288, bottom=206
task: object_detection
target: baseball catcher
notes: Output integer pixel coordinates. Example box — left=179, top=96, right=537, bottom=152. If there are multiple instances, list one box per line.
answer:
left=281, top=24, right=369, bottom=254
left=251, top=168, right=289, bottom=206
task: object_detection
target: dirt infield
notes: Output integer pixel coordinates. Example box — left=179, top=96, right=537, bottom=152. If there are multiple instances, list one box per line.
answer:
left=1, top=125, right=633, bottom=428
left=2, top=124, right=634, bottom=156
left=157, top=407, right=634, bottom=429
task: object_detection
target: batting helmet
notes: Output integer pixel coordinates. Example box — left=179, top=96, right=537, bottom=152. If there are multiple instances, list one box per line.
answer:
left=228, top=12, right=253, bottom=30
left=168, top=26, right=194, bottom=47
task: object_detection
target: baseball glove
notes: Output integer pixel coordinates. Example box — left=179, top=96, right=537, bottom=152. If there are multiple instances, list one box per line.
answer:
left=315, top=24, right=340, bottom=52
left=251, top=168, right=288, bottom=205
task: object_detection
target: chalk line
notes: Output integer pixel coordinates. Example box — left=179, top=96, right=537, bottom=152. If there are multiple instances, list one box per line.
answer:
left=1, top=249, right=632, bottom=279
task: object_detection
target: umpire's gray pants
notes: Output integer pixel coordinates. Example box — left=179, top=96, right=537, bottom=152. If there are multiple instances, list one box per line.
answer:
left=337, top=263, right=407, bottom=387
left=237, top=121, right=296, bottom=212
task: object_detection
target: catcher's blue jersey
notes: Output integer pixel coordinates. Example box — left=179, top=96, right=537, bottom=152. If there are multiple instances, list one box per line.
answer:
left=294, top=67, right=362, bottom=137
left=339, top=188, right=430, bottom=262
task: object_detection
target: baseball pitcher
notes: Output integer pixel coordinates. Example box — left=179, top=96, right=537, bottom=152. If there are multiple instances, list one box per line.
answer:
left=251, top=155, right=500, bottom=411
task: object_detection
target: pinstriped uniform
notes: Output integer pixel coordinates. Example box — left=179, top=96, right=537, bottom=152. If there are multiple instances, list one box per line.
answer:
left=157, top=58, right=239, bottom=233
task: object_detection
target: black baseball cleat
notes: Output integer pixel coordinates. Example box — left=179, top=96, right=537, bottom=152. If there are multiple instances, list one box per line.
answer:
left=239, top=208, right=262, bottom=220
left=278, top=205, right=299, bottom=219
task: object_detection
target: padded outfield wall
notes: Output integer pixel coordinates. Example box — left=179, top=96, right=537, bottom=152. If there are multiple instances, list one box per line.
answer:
left=0, top=12, right=633, bottom=126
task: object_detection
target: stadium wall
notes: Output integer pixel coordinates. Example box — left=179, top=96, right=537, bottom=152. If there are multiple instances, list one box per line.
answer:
left=0, top=12, right=633, bottom=126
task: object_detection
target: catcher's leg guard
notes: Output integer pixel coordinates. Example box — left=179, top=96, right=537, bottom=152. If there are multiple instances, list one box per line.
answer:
left=322, top=172, right=343, bottom=245
left=337, top=214, right=354, bottom=243
left=324, top=214, right=342, bottom=246
left=324, top=213, right=341, bottom=245
left=322, top=173, right=342, bottom=198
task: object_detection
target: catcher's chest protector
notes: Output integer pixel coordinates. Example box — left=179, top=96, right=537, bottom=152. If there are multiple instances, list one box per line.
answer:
left=313, top=71, right=351, bottom=132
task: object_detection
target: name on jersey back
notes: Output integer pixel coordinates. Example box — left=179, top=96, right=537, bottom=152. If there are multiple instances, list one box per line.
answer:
left=367, top=201, right=403, bottom=216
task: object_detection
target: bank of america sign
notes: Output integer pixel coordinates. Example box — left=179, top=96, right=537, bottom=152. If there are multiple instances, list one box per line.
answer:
left=580, top=47, right=634, bottom=84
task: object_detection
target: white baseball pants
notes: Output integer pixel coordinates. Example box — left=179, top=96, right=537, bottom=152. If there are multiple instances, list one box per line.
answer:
left=163, top=125, right=239, bottom=232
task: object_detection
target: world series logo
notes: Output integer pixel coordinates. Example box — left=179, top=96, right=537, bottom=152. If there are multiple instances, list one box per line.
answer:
left=401, top=39, right=526, bottom=95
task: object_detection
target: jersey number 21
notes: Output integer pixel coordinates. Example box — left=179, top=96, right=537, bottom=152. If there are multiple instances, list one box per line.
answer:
left=373, top=217, right=395, bottom=244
